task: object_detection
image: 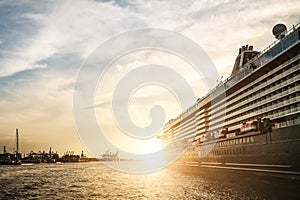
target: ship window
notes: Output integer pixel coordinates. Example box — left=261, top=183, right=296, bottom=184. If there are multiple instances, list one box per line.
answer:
left=250, top=137, right=254, bottom=142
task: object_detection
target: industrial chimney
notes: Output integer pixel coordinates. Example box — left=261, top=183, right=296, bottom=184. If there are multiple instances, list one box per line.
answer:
left=15, top=128, right=19, bottom=155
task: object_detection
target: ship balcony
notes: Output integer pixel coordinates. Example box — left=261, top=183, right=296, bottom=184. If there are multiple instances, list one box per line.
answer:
left=197, top=122, right=210, bottom=130
left=209, top=95, right=299, bottom=131
left=224, top=102, right=300, bottom=130
left=197, top=118, right=208, bottom=125
left=210, top=55, right=300, bottom=112
left=210, top=65, right=300, bottom=117
left=214, top=89, right=298, bottom=124
left=218, top=60, right=299, bottom=107
left=176, top=124, right=196, bottom=135
left=211, top=97, right=300, bottom=128
left=237, top=67, right=299, bottom=103
left=222, top=75, right=300, bottom=119
left=270, top=109, right=300, bottom=121
left=196, top=130, right=205, bottom=136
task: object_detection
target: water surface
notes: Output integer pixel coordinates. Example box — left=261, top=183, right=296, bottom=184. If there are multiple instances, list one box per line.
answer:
left=0, top=162, right=294, bottom=199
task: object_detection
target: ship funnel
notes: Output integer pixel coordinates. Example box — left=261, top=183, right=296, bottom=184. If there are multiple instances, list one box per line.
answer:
left=272, top=23, right=287, bottom=39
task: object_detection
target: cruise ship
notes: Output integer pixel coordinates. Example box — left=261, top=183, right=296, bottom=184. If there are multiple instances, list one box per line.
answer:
left=161, top=22, right=300, bottom=175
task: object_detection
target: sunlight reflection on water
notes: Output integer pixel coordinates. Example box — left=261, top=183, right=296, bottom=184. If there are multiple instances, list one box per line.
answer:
left=0, top=162, right=263, bottom=199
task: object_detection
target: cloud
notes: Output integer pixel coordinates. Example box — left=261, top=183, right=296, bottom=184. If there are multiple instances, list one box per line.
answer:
left=0, top=0, right=137, bottom=77
left=0, top=0, right=299, bottom=154
left=1, top=0, right=299, bottom=78
left=177, top=0, right=300, bottom=78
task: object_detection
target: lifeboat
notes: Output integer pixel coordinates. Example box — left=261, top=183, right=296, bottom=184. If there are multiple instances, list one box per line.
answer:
left=240, top=121, right=258, bottom=133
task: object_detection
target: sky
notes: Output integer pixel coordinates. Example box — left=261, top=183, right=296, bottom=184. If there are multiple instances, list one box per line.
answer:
left=0, top=0, right=299, bottom=157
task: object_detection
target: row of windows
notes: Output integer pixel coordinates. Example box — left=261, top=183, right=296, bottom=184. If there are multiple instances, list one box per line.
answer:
left=197, top=146, right=247, bottom=157
left=274, top=117, right=300, bottom=128
left=216, top=136, right=255, bottom=147
left=213, top=147, right=246, bottom=156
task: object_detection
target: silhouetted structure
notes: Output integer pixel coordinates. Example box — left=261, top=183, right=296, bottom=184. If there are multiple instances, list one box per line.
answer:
left=99, top=150, right=119, bottom=161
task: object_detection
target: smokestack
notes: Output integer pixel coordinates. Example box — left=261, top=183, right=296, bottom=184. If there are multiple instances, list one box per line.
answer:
left=15, top=129, right=19, bottom=154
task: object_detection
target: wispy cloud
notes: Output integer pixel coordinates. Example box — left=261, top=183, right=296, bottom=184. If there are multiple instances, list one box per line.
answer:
left=0, top=0, right=299, bottom=154
left=1, top=0, right=299, bottom=77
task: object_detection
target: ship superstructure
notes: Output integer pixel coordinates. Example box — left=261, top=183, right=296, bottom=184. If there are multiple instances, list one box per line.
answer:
left=161, top=22, right=300, bottom=173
